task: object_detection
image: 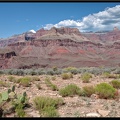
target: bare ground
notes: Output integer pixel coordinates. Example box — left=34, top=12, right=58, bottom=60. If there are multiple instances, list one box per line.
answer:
left=0, top=74, right=120, bottom=117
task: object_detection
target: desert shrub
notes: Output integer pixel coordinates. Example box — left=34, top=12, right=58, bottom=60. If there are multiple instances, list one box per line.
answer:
left=29, top=70, right=37, bottom=76
left=0, top=86, right=29, bottom=117
left=81, top=73, right=92, bottom=83
left=54, top=69, right=62, bottom=75
left=61, top=73, right=69, bottom=79
left=77, top=68, right=87, bottom=74
left=13, top=69, right=24, bottom=76
left=63, top=67, right=78, bottom=75
left=33, top=96, right=64, bottom=117
left=45, top=77, right=58, bottom=91
left=112, top=68, right=120, bottom=74
left=0, top=70, right=4, bottom=75
left=0, top=81, right=9, bottom=87
left=102, top=72, right=110, bottom=78
left=61, top=73, right=73, bottom=80
left=102, top=72, right=117, bottom=78
left=42, top=106, right=59, bottom=117
left=31, top=76, right=40, bottom=82
left=95, top=82, right=116, bottom=99
left=110, top=80, right=120, bottom=89
left=19, top=77, right=31, bottom=87
left=7, top=69, right=14, bottom=75
left=51, top=76, right=56, bottom=81
left=59, top=84, right=81, bottom=97
left=82, top=85, right=95, bottom=97
left=7, top=75, right=22, bottom=83
left=108, top=74, right=118, bottom=79
left=7, top=76, right=16, bottom=82
left=46, top=70, right=55, bottom=76
left=22, top=69, right=36, bottom=75
left=36, top=69, right=46, bottom=75
left=101, top=67, right=115, bottom=74
left=15, top=103, right=26, bottom=117
left=52, top=66, right=58, bottom=72
left=87, top=67, right=103, bottom=75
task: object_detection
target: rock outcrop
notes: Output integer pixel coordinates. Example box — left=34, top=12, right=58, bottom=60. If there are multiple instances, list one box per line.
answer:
left=1, top=27, right=120, bottom=69
left=0, top=49, right=16, bottom=69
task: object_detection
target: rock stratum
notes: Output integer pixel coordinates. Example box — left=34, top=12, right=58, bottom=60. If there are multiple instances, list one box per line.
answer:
left=0, top=27, right=120, bottom=69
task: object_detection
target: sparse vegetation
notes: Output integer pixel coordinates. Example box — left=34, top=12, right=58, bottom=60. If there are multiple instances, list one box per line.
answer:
left=81, top=73, right=92, bottom=83
left=31, top=76, right=40, bottom=82
left=0, top=86, right=29, bottom=117
left=1, top=67, right=120, bottom=117
left=61, top=73, right=73, bottom=80
left=103, top=72, right=118, bottom=79
left=63, top=67, right=78, bottom=75
left=82, top=85, right=95, bottom=97
left=110, top=80, right=120, bottom=89
left=19, top=77, right=31, bottom=87
left=45, top=77, right=58, bottom=91
left=95, top=82, right=116, bottom=99
left=59, top=84, right=81, bottom=97
left=0, top=81, right=9, bottom=87
left=7, top=76, right=16, bottom=82
left=33, top=96, right=64, bottom=117
left=51, top=76, right=56, bottom=81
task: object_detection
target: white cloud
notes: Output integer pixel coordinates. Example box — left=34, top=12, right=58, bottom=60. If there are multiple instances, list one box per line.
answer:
left=28, top=29, right=36, bottom=33
left=44, top=24, right=54, bottom=30
left=43, top=5, right=120, bottom=32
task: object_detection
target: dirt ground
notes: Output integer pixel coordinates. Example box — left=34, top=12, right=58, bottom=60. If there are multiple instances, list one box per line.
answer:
left=0, top=74, right=120, bottom=117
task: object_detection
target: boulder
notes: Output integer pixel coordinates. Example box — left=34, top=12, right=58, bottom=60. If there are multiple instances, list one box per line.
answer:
left=86, top=112, right=101, bottom=117
left=97, top=109, right=110, bottom=117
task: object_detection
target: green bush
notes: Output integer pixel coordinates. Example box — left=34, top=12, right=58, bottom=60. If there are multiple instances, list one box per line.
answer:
left=42, top=106, right=59, bottom=117
left=51, top=76, right=56, bottom=81
left=45, top=77, right=58, bottom=91
left=33, top=96, right=64, bottom=117
left=52, top=66, right=58, bottom=72
left=7, top=76, right=16, bottom=82
left=29, top=71, right=37, bottom=76
left=102, top=72, right=118, bottom=79
left=0, top=81, right=9, bottom=87
left=61, top=73, right=73, bottom=80
left=15, top=103, right=26, bottom=117
left=0, top=86, right=29, bottom=117
left=31, top=76, right=40, bottom=82
left=8, top=75, right=22, bottom=83
left=63, top=67, right=78, bottom=75
left=59, top=84, right=81, bottom=97
left=82, top=85, right=95, bottom=97
left=81, top=73, right=92, bottom=83
left=110, top=80, right=120, bottom=89
left=19, top=77, right=31, bottom=87
left=46, top=70, right=55, bottom=76
left=95, top=82, right=116, bottom=99
left=0, top=70, right=4, bottom=75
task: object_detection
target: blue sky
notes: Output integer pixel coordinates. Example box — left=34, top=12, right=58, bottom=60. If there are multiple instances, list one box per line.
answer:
left=0, top=2, right=120, bottom=38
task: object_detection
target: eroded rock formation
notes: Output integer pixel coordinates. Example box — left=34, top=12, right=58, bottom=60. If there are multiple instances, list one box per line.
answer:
left=1, top=27, right=120, bottom=69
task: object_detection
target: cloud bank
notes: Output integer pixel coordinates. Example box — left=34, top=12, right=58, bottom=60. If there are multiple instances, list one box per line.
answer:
left=44, top=5, right=120, bottom=32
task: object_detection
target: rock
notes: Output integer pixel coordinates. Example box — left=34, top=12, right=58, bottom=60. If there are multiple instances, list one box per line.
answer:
left=113, top=26, right=119, bottom=31
left=90, top=94, right=99, bottom=99
left=86, top=112, right=101, bottom=117
left=97, top=109, right=110, bottom=117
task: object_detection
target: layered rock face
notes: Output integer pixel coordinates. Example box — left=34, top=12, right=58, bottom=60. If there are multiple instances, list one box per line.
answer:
left=0, top=49, right=16, bottom=69
left=1, top=27, right=120, bottom=69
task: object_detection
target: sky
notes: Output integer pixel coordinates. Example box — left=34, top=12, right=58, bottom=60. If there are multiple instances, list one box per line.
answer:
left=0, top=2, right=120, bottom=38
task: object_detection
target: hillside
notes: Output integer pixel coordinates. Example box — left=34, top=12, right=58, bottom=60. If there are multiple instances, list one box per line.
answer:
left=0, top=27, right=120, bottom=69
